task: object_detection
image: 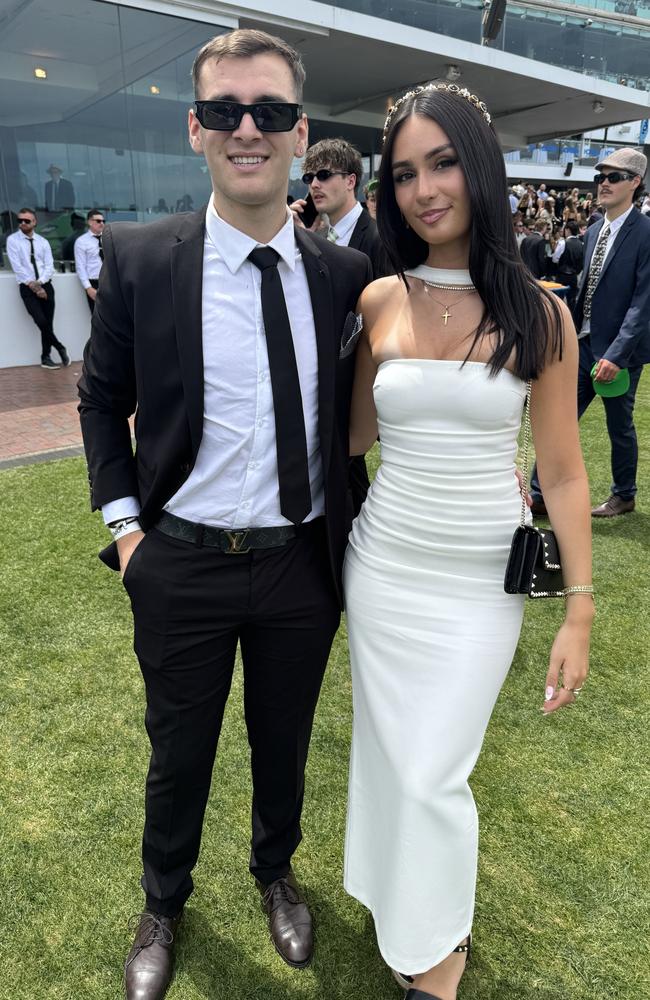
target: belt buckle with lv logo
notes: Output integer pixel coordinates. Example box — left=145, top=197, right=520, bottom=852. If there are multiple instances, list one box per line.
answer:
left=224, top=529, right=251, bottom=554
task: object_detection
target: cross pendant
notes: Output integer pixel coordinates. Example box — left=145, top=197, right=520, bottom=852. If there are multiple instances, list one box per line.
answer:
left=442, top=307, right=451, bottom=326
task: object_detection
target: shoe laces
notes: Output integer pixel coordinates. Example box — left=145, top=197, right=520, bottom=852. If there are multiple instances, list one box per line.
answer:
left=129, top=912, right=175, bottom=951
left=263, top=877, right=301, bottom=912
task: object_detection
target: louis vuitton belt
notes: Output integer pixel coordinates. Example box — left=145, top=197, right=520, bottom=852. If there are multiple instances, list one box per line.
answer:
left=156, top=511, right=319, bottom=554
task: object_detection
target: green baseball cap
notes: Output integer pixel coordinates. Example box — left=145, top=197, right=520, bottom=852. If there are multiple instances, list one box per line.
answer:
left=590, top=363, right=630, bottom=397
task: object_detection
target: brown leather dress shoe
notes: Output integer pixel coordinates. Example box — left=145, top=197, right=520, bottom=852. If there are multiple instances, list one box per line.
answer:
left=257, top=871, right=313, bottom=968
left=124, top=911, right=181, bottom=1000
left=591, top=495, right=635, bottom=518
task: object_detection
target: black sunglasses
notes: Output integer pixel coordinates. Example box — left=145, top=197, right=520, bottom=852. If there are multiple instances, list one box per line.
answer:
left=18, top=217, right=33, bottom=224
left=194, top=100, right=302, bottom=132
left=302, top=169, right=349, bottom=185
left=594, top=171, right=635, bottom=185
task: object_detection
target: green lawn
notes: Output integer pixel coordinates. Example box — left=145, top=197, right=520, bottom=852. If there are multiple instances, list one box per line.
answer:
left=1, top=380, right=649, bottom=1000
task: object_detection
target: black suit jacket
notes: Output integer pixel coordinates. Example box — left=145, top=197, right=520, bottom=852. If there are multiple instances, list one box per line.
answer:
left=573, top=210, right=650, bottom=368
left=348, top=209, right=391, bottom=278
left=78, top=208, right=371, bottom=604
left=520, top=233, right=547, bottom=279
left=555, top=235, right=584, bottom=278
left=45, top=177, right=75, bottom=210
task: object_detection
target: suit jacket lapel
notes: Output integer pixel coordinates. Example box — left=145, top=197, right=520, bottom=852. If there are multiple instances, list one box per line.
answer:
left=349, top=212, right=368, bottom=252
left=170, top=208, right=206, bottom=457
left=296, top=226, right=336, bottom=476
left=598, top=210, right=636, bottom=283
left=577, top=223, right=601, bottom=301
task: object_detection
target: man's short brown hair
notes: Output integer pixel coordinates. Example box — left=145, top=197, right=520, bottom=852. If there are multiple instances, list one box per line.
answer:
left=303, top=138, right=364, bottom=193
left=192, top=29, right=306, bottom=100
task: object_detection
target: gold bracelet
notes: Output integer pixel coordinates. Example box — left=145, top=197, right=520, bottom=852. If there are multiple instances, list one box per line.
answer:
left=563, top=585, right=594, bottom=597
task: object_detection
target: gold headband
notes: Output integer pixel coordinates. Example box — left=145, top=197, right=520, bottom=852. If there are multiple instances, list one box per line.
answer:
left=383, top=82, right=492, bottom=142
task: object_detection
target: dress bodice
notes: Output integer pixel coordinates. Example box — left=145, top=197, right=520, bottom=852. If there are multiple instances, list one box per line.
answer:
left=373, top=358, right=526, bottom=482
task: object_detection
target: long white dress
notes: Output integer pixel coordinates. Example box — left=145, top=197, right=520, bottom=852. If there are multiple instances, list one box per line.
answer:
left=343, top=281, right=530, bottom=973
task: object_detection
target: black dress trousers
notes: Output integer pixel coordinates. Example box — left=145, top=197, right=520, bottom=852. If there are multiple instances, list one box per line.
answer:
left=19, top=282, right=64, bottom=359
left=122, top=519, right=340, bottom=918
left=86, top=278, right=99, bottom=314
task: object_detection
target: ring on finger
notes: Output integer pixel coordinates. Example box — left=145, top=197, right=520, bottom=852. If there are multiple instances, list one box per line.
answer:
left=562, top=685, right=584, bottom=696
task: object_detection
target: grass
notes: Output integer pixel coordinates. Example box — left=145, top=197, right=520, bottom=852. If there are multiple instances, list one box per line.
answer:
left=1, top=379, right=649, bottom=1000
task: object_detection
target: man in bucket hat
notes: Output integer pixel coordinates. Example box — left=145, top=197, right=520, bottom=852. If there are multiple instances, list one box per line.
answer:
left=531, top=147, right=650, bottom=518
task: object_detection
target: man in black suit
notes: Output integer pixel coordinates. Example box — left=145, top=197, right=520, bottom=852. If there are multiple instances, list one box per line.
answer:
left=519, top=219, right=550, bottom=278
left=292, top=138, right=390, bottom=511
left=531, top=147, right=650, bottom=519
left=552, top=220, right=584, bottom=311
left=299, top=137, right=389, bottom=278
left=78, top=29, right=370, bottom=1000
left=44, top=165, right=75, bottom=211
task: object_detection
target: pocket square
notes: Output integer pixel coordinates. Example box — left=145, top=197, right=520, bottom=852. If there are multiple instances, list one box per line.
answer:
left=339, top=312, right=363, bottom=359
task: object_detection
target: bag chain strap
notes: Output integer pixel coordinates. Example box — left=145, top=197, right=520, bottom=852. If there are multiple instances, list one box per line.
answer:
left=519, top=379, right=532, bottom=528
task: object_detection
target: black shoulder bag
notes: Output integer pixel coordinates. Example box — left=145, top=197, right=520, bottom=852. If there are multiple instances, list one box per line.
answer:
left=504, top=380, right=565, bottom=598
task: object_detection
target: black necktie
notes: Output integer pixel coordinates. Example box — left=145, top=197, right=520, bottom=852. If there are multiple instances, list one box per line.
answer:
left=248, top=247, right=312, bottom=524
left=28, top=238, right=39, bottom=280
left=95, top=233, right=104, bottom=261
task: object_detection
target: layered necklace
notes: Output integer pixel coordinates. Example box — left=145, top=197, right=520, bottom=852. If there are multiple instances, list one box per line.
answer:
left=405, top=264, right=476, bottom=326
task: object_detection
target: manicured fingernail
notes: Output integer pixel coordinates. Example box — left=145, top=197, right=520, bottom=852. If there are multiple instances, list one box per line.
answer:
left=545, top=686, right=555, bottom=701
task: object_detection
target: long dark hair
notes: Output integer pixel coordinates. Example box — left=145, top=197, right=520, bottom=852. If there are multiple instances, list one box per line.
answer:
left=377, top=86, right=563, bottom=380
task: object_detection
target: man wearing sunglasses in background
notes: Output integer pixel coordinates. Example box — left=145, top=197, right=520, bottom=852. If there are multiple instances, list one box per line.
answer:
left=78, top=28, right=370, bottom=1000
left=6, top=208, right=70, bottom=370
left=531, top=147, right=650, bottom=519
left=293, top=137, right=389, bottom=280
left=292, top=138, right=390, bottom=517
left=74, top=210, right=105, bottom=313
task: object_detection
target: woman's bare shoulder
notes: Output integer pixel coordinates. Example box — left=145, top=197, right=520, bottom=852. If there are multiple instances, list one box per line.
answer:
left=359, top=275, right=403, bottom=320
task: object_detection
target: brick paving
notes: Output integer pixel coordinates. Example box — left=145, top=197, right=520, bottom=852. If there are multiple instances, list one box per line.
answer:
left=0, top=364, right=85, bottom=465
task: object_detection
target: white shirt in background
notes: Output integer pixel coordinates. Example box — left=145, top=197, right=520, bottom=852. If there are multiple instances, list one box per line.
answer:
left=74, top=231, right=103, bottom=289
left=6, top=230, right=54, bottom=284
left=328, top=201, right=363, bottom=247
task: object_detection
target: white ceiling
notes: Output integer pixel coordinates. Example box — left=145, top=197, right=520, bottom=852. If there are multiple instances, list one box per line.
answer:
left=1, top=0, right=649, bottom=146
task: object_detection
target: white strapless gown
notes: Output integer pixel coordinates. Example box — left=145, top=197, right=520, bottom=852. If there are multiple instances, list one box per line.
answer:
left=343, top=358, right=529, bottom=974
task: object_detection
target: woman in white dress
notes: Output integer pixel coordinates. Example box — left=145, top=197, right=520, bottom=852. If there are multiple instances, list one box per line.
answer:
left=343, top=84, right=593, bottom=1000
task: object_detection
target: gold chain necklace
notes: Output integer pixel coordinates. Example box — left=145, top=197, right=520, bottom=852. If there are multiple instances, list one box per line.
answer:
left=422, top=281, right=476, bottom=326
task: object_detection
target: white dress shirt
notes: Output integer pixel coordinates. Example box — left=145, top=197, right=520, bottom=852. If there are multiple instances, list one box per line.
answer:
left=580, top=205, right=635, bottom=336
left=103, top=202, right=324, bottom=529
left=329, top=201, right=363, bottom=247
left=551, top=238, right=566, bottom=264
left=74, top=231, right=103, bottom=288
left=6, top=231, right=54, bottom=284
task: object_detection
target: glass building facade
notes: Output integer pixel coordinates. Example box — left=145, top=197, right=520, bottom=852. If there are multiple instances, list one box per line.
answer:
left=0, top=0, right=229, bottom=264
left=1, top=0, right=647, bottom=267
left=0, top=0, right=380, bottom=266
left=335, top=0, right=650, bottom=89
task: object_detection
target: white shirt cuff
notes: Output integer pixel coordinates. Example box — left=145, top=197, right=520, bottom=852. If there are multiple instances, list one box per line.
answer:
left=102, top=496, right=142, bottom=525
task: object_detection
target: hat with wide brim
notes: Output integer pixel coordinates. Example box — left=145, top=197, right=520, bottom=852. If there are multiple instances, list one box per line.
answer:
left=591, top=363, right=630, bottom=397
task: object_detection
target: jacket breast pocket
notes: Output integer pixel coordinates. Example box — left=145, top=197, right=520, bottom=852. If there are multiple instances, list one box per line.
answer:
left=339, top=312, right=363, bottom=360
